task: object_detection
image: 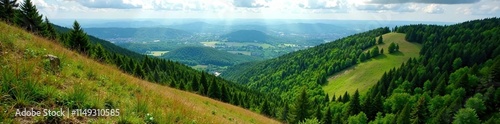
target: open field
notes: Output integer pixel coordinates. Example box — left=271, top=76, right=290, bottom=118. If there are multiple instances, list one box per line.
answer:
left=146, top=51, right=169, bottom=56
left=323, top=33, right=422, bottom=96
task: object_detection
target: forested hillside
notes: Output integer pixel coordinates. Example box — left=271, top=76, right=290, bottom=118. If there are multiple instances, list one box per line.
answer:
left=162, top=46, right=259, bottom=66
left=223, top=27, right=391, bottom=101
left=224, top=18, right=500, bottom=123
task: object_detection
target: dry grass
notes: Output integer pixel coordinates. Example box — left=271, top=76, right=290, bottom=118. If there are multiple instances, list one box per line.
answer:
left=0, top=22, right=280, bottom=124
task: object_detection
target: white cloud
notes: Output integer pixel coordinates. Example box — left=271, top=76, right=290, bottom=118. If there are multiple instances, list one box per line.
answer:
left=75, top=0, right=142, bottom=9
left=423, top=4, right=444, bottom=14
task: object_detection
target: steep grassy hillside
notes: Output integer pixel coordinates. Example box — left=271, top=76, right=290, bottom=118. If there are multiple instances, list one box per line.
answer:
left=162, top=46, right=259, bottom=66
left=0, top=22, right=279, bottom=123
left=323, top=33, right=421, bottom=96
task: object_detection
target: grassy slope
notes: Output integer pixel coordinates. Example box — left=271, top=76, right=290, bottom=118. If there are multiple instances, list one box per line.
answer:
left=323, top=33, right=422, bottom=96
left=0, top=22, right=278, bottom=123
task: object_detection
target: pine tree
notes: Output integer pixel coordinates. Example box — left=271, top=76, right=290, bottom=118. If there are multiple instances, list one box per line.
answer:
left=395, top=44, right=399, bottom=51
left=42, top=17, right=57, bottom=40
left=490, top=58, right=500, bottom=83
left=191, top=77, right=199, bottom=92
left=207, top=78, right=220, bottom=99
left=343, top=92, right=350, bottom=103
left=378, top=36, right=384, bottom=44
left=18, top=0, right=44, bottom=33
left=0, top=0, right=18, bottom=23
left=261, top=100, right=271, bottom=116
left=397, top=103, right=411, bottom=124
left=411, top=96, right=427, bottom=124
left=324, top=93, right=330, bottom=104
left=281, top=103, right=289, bottom=123
left=331, top=94, right=336, bottom=102
left=200, top=72, right=208, bottom=95
left=348, top=90, right=361, bottom=116
left=293, top=88, right=309, bottom=123
left=220, top=85, right=229, bottom=102
left=69, top=21, right=90, bottom=53
left=380, top=48, right=384, bottom=54
left=315, top=106, right=322, bottom=121
left=323, top=107, right=332, bottom=124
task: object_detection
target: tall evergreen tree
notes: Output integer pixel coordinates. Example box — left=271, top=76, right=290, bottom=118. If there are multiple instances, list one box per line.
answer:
left=315, top=106, right=322, bottom=121
left=42, top=17, right=57, bottom=40
left=69, top=21, right=90, bottom=53
left=348, top=90, right=361, bottom=116
left=207, top=78, right=220, bottom=99
left=378, top=36, right=384, bottom=44
left=18, top=0, right=44, bottom=33
left=293, top=88, right=309, bottom=123
left=343, top=92, right=350, bottom=103
left=190, top=77, right=199, bottom=92
left=0, top=0, right=18, bottom=23
left=397, top=103, right=411, bottom=124
left=200, top=72, right=208, bottom=95
left=323, top=107, right=332, bottom=124
left=261, top=100, right=271, bottom=116
left=411, top=96, right=427, bottom=124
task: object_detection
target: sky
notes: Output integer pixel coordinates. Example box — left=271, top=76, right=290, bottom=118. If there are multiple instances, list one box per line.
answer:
left=30, top=0, right=500, bottom=22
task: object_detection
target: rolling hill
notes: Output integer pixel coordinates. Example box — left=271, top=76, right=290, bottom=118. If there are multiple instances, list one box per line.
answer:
left=222, top=30, right=272, bottom=43
left=323, top=32, right=422, bottom=96
left=162, top=46, right=259, bottom=66
left=0, top=22, right=279, bottom=123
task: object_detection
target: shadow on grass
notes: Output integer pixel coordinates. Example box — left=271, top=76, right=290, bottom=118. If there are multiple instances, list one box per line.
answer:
left=390, top=51, right=405, bottom=56
left=373, top=54, right=388, bottom=60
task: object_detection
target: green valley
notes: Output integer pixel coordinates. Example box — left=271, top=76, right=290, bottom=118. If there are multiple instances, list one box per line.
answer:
left=323, top=33, right=422, bottom=96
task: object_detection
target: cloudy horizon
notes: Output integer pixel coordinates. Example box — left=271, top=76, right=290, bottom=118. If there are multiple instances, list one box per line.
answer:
left=29, top=0, right=500, bottom=22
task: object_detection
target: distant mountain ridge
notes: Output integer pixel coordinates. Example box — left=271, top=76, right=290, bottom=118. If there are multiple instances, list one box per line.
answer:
left=221, top=30, right=272, bottom=43
left=84, top=27, right=192, bottom=40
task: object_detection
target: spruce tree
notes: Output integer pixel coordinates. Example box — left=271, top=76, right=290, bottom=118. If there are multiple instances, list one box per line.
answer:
left=323, top=107, right=332, bottom=124
left=199, top=72, right=208, bottom=95
left=191, top=77, right=199, bottom=92
left=343, top=92, right=350, bottom=103
left=207, top=78, right=220, bottom=99
left=324, top=93, right=330, bottom=104
left=0, top=0, right=18, bottom=23
left=261, top=100, right=271, bottom=116
left=315, top=106, right=322, bottom=121
left=43, top=17, right=57, bottom=40
left=18, top=0, right=44, bottom=33
left=411, top=96, right=427, bottom=124
left=348, top=90, right=361, bottom=116
left=69, top=21, right=90, bottom=53
left=293, top=88, right=309, bottom=123
left=378, top=36, right=384, bottom=44
left=220, top=85, right=229, bottom=102
left=397, top=103, right=411, bottom=124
